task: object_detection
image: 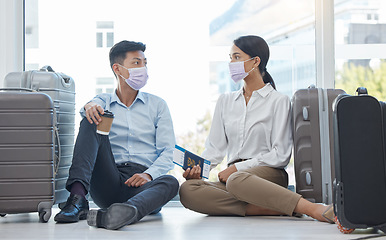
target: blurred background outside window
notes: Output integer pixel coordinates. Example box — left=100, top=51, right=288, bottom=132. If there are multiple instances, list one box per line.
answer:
left=24, top=0, right=386, bottom=184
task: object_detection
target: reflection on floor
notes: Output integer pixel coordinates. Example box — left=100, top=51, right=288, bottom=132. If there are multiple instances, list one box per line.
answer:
left=0, top=202, right=384, bottom=240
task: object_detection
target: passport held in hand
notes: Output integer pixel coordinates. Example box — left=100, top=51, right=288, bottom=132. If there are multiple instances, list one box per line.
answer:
left=173, top=145, right=210, bottom=179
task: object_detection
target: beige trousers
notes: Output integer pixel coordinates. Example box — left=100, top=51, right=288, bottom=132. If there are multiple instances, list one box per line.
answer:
left=179, top=166, right=302, bottom=216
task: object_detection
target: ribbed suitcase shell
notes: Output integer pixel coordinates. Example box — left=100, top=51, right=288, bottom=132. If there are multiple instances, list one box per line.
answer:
left=292, top=87, right=345, bottom=204
left=333, top=93, right=386, bottom=232
left=0, top=92, right=55, bottom=222
left=4, top=67, right=75, bottom=205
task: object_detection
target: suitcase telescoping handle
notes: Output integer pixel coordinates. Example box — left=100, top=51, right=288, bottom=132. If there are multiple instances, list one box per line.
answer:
left=356, top=87, right=368, bottom=95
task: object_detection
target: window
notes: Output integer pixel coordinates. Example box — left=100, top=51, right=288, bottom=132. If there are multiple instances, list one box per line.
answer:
left=24, top=0, right=386, bottom=184
left=209, top=0, right=316, bottom=98
left=96, top=21, right=114, bottom=48
left=96, top=32, right=103, bottom=48
left=96, top=77, right=115, bottom=94
left=24, top=0, right=316, bottom=184
left=334, top=0, right=386, bottom=101
left=207, top=0, right=316, bottom=183
left=24, top=0, right=38, bottom=49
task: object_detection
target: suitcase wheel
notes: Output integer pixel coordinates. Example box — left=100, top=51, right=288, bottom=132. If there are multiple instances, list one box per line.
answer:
left=0, top=214, right=6, bottom=217
left=38, top=209, right=52, bottom=223
left=335, top=217, right=355, bottom=234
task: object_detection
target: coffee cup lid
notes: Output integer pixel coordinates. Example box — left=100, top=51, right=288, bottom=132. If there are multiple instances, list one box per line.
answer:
left=101, top=110, right=114, bottom=118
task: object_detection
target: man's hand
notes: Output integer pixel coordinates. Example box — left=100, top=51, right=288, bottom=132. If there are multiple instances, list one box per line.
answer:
left=182, top=165, right=202, bottom=180
left=84, top=102, right=104, bottom=125
left=218, top=165, right=237, bottom=183
left=125, top=173, right=152, bottom=187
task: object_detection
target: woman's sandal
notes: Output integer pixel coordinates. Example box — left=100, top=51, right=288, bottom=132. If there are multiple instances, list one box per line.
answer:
left=321, top=204, right=335, bottom=224
left=321, top=205, right=356, bottom=233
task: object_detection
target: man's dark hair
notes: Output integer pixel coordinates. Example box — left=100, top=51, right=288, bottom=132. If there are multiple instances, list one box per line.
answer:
left=109, top=40, right=146, bottom=70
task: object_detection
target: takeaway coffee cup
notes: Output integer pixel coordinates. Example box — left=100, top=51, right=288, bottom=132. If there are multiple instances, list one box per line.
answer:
left=96, top=110, right=114, bottom=135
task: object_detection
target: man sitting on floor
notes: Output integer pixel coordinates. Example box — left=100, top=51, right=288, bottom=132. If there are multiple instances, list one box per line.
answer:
left=54, top=40, right=179, bottom=230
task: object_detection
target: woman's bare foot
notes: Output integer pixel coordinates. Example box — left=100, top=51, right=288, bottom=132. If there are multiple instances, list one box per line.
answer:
left=311, top=204, right=334, bottom=223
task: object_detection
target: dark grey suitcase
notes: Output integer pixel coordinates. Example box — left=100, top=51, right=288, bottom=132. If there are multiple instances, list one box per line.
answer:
left=0, top=92, right=55, bottom=222
left=4, top=66, right=75, bottom=205
left=333, top=88, right=386, bottom=233
left=292, top=86, right=345, bottom=204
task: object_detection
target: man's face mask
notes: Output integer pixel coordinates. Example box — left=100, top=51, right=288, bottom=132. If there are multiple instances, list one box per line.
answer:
left=118, top=64, right=148, bottom=90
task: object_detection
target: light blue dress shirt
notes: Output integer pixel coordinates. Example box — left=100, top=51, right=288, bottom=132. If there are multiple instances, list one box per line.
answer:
left=80, top=91, right=176, bottom=180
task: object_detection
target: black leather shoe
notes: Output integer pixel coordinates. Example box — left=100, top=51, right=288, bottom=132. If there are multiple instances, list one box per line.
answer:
left=54, top=194, right=89, bottom=223
left=87, top=203, right=137, bottom=230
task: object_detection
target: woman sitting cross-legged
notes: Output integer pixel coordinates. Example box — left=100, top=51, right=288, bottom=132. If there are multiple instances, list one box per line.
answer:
left=179, top=35, right=334, bottom=224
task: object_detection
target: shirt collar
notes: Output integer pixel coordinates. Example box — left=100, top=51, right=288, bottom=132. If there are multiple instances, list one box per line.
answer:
left=135, top=91, right=146, bottom=104
left=234, top=83, right=274, bottom=101
left=111, top=91, right=120, bottom=104
left=257, top=83, right=274, bottom=98
left=111, top=90, right=146, bottom=106
left=234, top=88, right=244, bottom=101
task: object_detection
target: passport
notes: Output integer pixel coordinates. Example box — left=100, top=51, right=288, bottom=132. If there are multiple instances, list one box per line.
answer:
left=173, top=145, right=211, bottom=179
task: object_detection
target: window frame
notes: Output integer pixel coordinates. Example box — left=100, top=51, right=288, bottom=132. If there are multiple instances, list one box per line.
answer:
left=0, top=0, right=24, bottom=86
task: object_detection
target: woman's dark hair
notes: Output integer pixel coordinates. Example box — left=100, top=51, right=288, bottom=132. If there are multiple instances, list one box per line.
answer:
left=109, top=40, right=146, bottom=70
left=234, top=35, right=276, bottom=89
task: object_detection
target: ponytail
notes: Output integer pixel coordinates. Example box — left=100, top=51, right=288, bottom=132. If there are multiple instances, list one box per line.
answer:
left=262, top=69, right=276, bottom=90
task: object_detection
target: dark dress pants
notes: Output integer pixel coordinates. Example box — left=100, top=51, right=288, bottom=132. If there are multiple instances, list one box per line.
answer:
left=66, top=118, right=179, bottom=222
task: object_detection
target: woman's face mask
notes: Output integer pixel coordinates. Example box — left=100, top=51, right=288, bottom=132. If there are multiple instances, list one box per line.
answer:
left=118, top=64, right=148, bottom=90
left=228, top=58, right=256, bottom=83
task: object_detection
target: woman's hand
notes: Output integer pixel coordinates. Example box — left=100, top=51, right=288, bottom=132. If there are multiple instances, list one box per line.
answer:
left=183, top=165, right=202, bottom=180
left=218, top=165, right=237, bottom=183
left=84, top=102, right=104, bottom=125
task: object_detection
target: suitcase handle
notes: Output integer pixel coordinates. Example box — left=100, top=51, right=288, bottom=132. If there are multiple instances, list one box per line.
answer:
left=52, top=108, right=61, bottom=176
left=54, top=126, right=61, bottom=176
left=40, top=65, right=55, bottom=72
left=59, top=73, right=72, bottom=85
left=39, top=65, right=72, bottom=87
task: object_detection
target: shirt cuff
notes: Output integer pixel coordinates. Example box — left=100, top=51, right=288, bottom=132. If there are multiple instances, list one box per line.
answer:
left=79, top=107, right=86, bottom=118
left=144, top=169, right=159, bottom=180
left=234, top=161, right=250, bottom=171
left=79, top=100, right=94, bottom=118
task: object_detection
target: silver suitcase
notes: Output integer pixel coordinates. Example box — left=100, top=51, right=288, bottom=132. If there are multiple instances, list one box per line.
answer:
left=0, top=92, right=55, bottom=222
left=292, top=86, right=345, bottom=204
left=4, top=66, right=75, bottom=205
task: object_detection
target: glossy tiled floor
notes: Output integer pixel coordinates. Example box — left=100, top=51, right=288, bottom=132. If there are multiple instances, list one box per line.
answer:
left=0, top=202, right=385, bottom=240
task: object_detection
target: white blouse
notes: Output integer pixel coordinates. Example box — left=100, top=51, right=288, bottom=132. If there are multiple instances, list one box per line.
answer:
left=201, top=83, right=293, bottom=171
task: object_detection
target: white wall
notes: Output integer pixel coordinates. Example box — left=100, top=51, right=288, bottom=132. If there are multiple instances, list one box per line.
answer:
left=0, top=0, right=24, bottom=87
